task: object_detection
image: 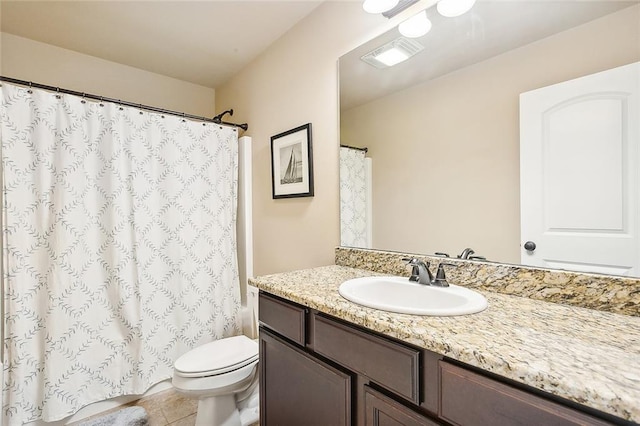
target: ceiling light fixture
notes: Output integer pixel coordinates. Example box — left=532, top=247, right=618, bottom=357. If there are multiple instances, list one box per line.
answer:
left=363, top=0, right=400, bottom=14
left=436, top=0, right=476, bottom=17
left=360, top=37, right=425, bottom=68
left=398, top=10, right=432, bottom=38
left=382, top=0, right=420, bottom=18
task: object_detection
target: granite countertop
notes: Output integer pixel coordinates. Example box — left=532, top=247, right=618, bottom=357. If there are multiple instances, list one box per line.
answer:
left=250, top=265, right=640, bottom=423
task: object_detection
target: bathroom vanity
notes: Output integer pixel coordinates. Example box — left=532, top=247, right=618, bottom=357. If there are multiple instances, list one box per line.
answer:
left=251, top=254, right=640, bottom=426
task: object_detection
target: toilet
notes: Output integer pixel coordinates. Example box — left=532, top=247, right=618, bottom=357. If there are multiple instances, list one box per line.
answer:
left=172, top=335, right=260, bottom=426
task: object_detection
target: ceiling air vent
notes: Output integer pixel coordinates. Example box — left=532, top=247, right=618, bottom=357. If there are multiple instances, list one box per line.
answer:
left=360, top=37, right=425, bottom=69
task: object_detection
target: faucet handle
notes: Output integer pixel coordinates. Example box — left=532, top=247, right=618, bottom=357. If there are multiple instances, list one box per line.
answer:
left=402, top=257, right=418, bottom=280
left=402, top=257, right=431, bottom=268
left=433, top=263, right=456, bottom=287
left=468, top=255, right=487, bottom=261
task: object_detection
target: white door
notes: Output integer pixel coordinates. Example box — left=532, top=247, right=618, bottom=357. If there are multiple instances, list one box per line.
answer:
left=520, top=62, right=640, bottom=276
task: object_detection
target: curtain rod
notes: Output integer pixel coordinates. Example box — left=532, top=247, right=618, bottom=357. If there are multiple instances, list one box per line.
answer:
left=340, top=144, right=368, bottom=153
left=0, top=75, right=249, bottom=132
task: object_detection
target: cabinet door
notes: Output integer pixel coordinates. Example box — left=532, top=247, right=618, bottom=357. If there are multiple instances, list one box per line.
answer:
left=260, top=327, right=352, bottom=426
left=439, top=362, right=613, bottom=426
left=364, top=386, right=441, bottom=426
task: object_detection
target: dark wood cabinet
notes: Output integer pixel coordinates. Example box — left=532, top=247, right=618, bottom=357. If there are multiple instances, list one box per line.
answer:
left=439, top=362, right=612, bottom=426
left=258, top=291, right=618, bottom=426
left=259, top=328, right=351, bottom=426
left=313, top=313, right=421, bottom=404
left=258, top=292, right=306, bottom=345
left=364, top=386, right=440, bottom=426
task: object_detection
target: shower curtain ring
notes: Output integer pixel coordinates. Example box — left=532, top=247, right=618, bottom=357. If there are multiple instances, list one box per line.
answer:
left=182, top=112, right=186, bottom=123
left=81, top=93, right=86, bottom=104
left=99, top=97, right=104, bottom=107
left=55, top=87, right=61, bottom=99
left=27, top=82, right=33, bottom=94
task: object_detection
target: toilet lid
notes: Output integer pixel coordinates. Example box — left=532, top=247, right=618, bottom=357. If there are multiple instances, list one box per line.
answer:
left=174, top=335, right=258, bottom=377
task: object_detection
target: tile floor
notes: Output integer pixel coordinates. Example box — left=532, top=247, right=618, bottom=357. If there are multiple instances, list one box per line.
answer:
left=134, top=389, right=198, bottom=426
left=73, top=388, right=260, bottom=426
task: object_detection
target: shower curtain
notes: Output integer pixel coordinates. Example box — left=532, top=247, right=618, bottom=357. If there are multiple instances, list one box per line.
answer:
left=340, top=147, right=371, bottom=248
left=0, top=82, right=241, bottom=423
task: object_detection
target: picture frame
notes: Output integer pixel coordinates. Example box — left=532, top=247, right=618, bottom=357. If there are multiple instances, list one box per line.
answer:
left=270, top=123, right=314, bottom=199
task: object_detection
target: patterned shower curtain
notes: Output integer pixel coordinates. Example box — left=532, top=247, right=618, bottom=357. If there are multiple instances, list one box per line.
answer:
left=340, top=147, right=370, bottom=248
left=0, top=82, right=241, bottom=423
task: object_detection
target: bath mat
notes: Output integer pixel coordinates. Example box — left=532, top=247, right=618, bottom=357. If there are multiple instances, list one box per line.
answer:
left=79, top=406, right=149, bottom=426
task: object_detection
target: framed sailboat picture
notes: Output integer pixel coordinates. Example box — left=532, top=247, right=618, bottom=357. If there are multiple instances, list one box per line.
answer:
left=271, top=123, right=314, bottom=199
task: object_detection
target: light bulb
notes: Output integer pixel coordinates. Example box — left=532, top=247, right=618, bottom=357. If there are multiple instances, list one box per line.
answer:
left=363, top=0, right=399, bottom=14
left=437, top=0, right=476, bottom=17
left=398, top=10, right=432, bottom=38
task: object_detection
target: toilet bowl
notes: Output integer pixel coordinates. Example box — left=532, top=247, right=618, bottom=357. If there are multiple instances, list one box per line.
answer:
left=172, top=335, right=259, bottom=426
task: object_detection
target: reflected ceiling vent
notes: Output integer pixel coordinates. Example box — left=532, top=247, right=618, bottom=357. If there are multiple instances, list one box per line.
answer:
left=360, top=37, right=425, bottom=68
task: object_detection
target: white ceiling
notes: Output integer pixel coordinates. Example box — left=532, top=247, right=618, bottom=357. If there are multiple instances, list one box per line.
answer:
left=0, top=0, right=324, bottom=89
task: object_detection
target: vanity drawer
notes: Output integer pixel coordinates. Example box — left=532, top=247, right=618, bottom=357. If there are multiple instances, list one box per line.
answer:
left=312, top=313, right=420, bottom=404
left=365, top=386, right=441, bottom=426
left=439, top=362, right=613, bottom=426
left=258, top=292, right=306, bottom=346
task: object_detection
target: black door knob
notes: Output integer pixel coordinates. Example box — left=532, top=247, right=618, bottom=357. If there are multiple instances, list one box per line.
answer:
left=524, top=241, right=536, bottom=251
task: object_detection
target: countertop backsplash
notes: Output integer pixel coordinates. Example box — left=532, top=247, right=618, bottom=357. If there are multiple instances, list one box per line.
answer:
left=335, top=247, right=640, bottom=317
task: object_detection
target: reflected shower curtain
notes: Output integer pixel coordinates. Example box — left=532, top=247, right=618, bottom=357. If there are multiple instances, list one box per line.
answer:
left=340, top=147, right=370, bottom=248
left=0, top=82, right=241, bottom=423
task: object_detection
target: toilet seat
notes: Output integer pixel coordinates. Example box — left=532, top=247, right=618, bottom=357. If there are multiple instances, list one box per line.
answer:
left=174, top=335, right=258, bottom=378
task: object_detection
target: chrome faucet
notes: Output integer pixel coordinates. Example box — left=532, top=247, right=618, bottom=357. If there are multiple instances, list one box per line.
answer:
left=403, top=258, right=434, bottom=285
left=458, top=248, right=475, bottom=259
left=403, top=258, right=452, bottom=287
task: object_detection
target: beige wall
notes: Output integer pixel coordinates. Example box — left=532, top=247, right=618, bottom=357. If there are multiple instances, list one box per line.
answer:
left=0, top=1, right=400, bottom=284
left=341, top=5, right=640, bottom=264
left=216, top=2, right=404, bottom=275
left=1, top=33, right=216, bottom=117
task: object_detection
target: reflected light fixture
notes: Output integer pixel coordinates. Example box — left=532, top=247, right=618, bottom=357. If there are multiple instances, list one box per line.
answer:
left=360, top=37, right=425, bottom=68
left=363, top=0, right=400, bottom=14
left=436, top=0, right=476, bottom=17
left=375, top=48, right=410, bottom=66
left=398, top=10, right=432, bottom=38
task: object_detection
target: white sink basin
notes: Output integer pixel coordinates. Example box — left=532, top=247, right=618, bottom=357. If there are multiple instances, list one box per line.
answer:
left=338, top=276, right=488, bottom=316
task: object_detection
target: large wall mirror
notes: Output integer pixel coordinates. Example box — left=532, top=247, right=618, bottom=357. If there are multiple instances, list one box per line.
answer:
left=339, top=0, right=640, bottom=276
